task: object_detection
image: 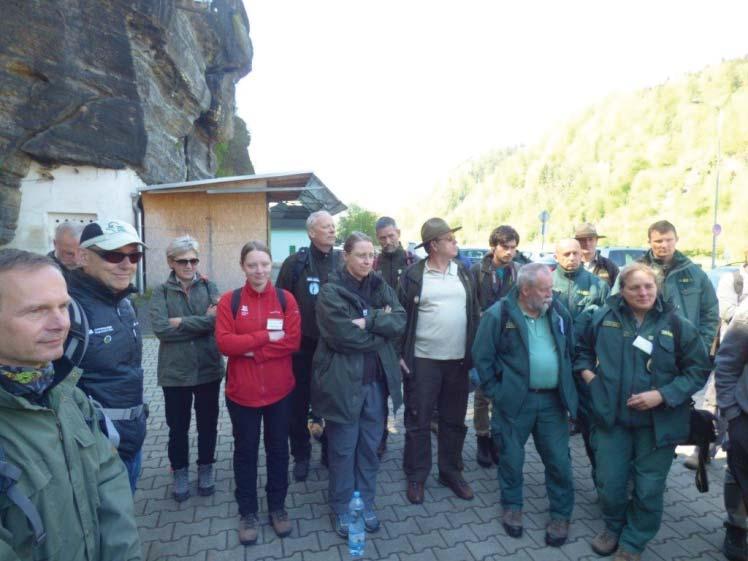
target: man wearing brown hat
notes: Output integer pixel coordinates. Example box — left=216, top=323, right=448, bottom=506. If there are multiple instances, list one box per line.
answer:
left=574, top=223, right=619, bottom=287
left=398, top=217, right=480, bottom=504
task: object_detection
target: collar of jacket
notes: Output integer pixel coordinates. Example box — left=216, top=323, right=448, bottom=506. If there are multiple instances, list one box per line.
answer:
left=69, top=269, right=137, bottom=304
left=165, top=270, right=204, bottom=291
left=557, top=266, right=581, bottom=280
left=380, top=244, right=406, bottom=260
left=640, top=249, right=692, bottom=275
left=310, top=243, right=334, bottom=261
left=504, top=287, right=568, bottom=349
left=0, top=357, right=76, bottom=409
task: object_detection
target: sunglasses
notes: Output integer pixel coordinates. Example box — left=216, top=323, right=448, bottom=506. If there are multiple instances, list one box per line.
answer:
left=91, top=249, right=143, bottom=264
left=174, top=258, right=199, bottom=266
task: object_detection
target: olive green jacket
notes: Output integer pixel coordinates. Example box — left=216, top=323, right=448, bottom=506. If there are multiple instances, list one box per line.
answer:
left=0, top=366, right=141, bottom=561
left=575, top=294, right=711, bottom=448
left=311, top=273, right=406, bottom=424
left=149, top=272, right=224, bottom=387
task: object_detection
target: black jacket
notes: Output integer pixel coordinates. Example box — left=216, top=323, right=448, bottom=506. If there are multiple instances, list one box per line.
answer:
left=67, top=269, right=145, bottom=460
left=586, top=251, right=619, bottom=287
left=469, top=253, right=521, bottom=312
left=397, top=259, right=480, bottom=369
left=374, top=244, right=418, bottom=290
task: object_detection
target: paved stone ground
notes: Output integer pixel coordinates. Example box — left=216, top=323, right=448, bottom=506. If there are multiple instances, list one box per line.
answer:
left=136, top=337, right=729, bottom=561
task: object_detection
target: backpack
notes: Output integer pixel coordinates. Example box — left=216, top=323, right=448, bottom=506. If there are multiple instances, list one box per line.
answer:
left=230, top=286, right=287, bottom=319
left=0, top=446, right=46, bottom=545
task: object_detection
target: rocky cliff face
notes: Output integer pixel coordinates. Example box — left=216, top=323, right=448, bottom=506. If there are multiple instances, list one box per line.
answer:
left=0, top=0, right=252, bottom=244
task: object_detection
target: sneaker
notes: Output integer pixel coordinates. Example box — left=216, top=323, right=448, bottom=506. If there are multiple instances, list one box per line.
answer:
left=612, top=549, right=641, bottom=561
left=545, top=519, right=570, bottom=547
left=238, top=513, right=258, bottom=545
left=293, top=459, right=310, bottom=482
left=591, top=529, right=620, bottom=556
left=197, top=464, right=215, bottom=496
left=172, top=467, right=190, bottom=502
left=501, top=509, right=523, bottom=538
left=331, top=512, right=352, bottom=538
left=269, top=509, right=292, bottom=537
left=363, top=508, right=380, bottom=533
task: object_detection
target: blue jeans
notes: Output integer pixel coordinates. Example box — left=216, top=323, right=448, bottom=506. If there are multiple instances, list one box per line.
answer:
left=325, top=381, right=386, bottom=514
left=121, top=449, right=142, bottom=494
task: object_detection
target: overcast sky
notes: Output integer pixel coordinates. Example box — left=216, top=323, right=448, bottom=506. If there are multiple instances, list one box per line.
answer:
left=237, top=1, right=748, bottom=216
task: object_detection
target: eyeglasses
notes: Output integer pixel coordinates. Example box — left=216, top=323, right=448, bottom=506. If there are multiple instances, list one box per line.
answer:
left=91, top=249, right=143, bottom=264
left=436, top=235, right=456, bottom=243
left=174, top=258, right=199, bottom=266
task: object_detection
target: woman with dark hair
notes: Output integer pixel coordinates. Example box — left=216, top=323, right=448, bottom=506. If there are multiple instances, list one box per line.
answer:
left=149, top=235, right=223, bottom=503
left=312, top=232, right=406, bottom=538
left=575, top=263, right=711, bottom=561
left=215, top=240, right=301, bottom=545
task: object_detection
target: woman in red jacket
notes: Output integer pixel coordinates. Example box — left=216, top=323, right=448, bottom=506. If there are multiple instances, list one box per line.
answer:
left=215, top=240, right=301, bottom=546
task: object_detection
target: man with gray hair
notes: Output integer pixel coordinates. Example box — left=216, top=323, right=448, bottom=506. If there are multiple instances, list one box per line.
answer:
left=472, top=263, right=578, bottom=547
left=48, top=220, right=84, bottom=273
left=276, top=210, right=341, bottom=481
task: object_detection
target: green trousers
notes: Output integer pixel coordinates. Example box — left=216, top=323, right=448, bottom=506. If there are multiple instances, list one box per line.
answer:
left=592, top=423, right=675, bottom=554
left=495, top=390, right=574, bottom=519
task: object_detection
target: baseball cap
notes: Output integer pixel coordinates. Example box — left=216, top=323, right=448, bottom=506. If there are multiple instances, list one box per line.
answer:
left=79, top=219, right=146, bottom=250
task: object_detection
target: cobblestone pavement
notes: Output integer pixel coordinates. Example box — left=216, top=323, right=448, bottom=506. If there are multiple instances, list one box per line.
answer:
left=136, top=337, right=729, bottom=561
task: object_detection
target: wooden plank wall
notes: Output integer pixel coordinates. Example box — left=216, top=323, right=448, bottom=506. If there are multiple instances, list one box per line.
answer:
left=142, top=191, right=267, bottom=293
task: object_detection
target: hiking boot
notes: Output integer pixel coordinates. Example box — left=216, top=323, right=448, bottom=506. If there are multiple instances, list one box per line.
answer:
left=363, top=508, right=380, bottom=533
left=476, top=435, right=493, bottom=467
left=331, top=512, right=352, bottom=538
left=723, top=522, right=748, bottom=561
left=197, top=463, right=215, bottom=496
left=406, top=481, right=424, bottom=504
left=269, top=509, right=292, bottom=538
left=293, top=459, right=310, bottom=482
left=591, top=528, right=619, bottom=556
left=172, top=467, right=190, bottom=502
left=502, top=509, right=523, bottom=538
left=612, top=549, right=641, bottom=561
left=545, top=519, right=570, bottom=547
left=437, top=474, right=474, bottom=500
left=238, top=513, right=258, bottom=545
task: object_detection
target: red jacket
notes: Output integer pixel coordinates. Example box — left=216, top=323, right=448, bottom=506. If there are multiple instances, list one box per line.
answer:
left=215, top=282, right=301, bottom=407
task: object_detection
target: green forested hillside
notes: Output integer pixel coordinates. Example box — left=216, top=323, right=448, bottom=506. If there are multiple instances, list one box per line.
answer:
left=401, top=58, right=748, bottom=262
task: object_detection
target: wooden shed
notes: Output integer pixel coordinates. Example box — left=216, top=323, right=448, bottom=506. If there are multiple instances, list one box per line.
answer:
left=138, top=171, right=346, bottom=292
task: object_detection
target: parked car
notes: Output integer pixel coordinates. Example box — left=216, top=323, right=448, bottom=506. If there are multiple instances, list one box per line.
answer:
left=532, top=252, right=558, bottom=271
left=459, top=247, right=489, bottom=267
left=599, top=247, right=646, bottom=267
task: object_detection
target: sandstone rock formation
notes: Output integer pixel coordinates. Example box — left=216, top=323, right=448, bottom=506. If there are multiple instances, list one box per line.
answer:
left=0, top=0, right=252, bottom=244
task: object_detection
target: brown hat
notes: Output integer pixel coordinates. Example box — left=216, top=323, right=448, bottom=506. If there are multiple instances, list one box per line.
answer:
left=573, top=222, right=606, bottom=240
left=415, top=217, right=462, bottom=249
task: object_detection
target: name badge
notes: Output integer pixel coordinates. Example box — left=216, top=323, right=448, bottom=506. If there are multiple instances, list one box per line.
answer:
left=633, top=335, right=653, bottom=355
left=267, top=311, right=284, bottom=331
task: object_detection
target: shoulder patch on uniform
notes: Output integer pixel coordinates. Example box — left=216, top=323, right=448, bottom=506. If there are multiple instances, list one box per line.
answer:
left=678, top=277, right=693, bottom=283
left=577, top=289, right=590, bottom=296
left=660, top=329, right=674, bottom=338
left=506, top=320, right=517, bottom=329
left=602, top=320, right=621, bottom=328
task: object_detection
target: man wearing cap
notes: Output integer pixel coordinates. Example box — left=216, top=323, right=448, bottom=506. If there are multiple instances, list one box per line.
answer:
left=398, top=217, right=480, bottom=504
left=574, top=223, right=619, bottom=287
left=67, top=219, right=147, bottom=492
left=0, top=248, right=142, bottom=561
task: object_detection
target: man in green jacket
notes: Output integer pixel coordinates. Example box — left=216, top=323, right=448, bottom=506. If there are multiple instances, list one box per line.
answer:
left=472, top=263, right=578, bottom=547
left=0, top=249, right=141, bottom=561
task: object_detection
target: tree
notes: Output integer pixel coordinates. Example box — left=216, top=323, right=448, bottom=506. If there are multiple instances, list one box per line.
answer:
left=336, top=204, right=378, bottom=244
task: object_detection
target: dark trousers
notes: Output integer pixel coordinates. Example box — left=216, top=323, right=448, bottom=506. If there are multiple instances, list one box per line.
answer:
left=289, top=337, right=316, bottom=462
left=727, top=414, right=748, bottom=518
left=162, top=380, right=220, bottom=470
left=403, top=357, right=468, bottom=482
left=227, top=394, right=291, bottom=516
left=326, top=382, right=386, bottom=514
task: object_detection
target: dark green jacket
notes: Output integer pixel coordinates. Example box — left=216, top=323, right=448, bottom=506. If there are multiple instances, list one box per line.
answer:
left=311, top=272, right=406, bottom=424
left=614, top=250, right=719, bottom=349
left=0, top=365, right=141, bottom=561
left=398, top=259, right=480, bottom=369
left=552, top=266, right=609, bottom=330
left=471, top=288, right=579, bottom=418
left=149, top=272, right=224, bottom=387
left=575, top=294, right=711, bottom=448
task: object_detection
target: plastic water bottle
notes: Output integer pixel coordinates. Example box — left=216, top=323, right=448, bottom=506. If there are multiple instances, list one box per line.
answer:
left=348, top=490, right=365, bottom=557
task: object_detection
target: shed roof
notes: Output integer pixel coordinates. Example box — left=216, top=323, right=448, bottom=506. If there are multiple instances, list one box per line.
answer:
left=140, top=171, right=347, bottom=215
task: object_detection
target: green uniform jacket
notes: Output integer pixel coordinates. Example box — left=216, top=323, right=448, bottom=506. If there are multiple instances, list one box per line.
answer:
left=574, top=294, right=711, bottom=448
left=311, top=273, right=406, bottom=424
left=552, top=266, right=609, bottom=330
left=149, top=272, right=224, bottom=387
left=614, top=250, right=719, bottom=349
left=471, top=288, right=579, bottom=419
left=0, top=367, right=141, bottom=561
left=397, top=259, right=480, bottom=370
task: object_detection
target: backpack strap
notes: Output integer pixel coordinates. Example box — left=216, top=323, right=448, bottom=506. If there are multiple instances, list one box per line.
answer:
left=292, top=247, right=310, bottom=288
left=0, top=447, right=46, bottom=545
left=232, top=287, right=286, bottom=319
